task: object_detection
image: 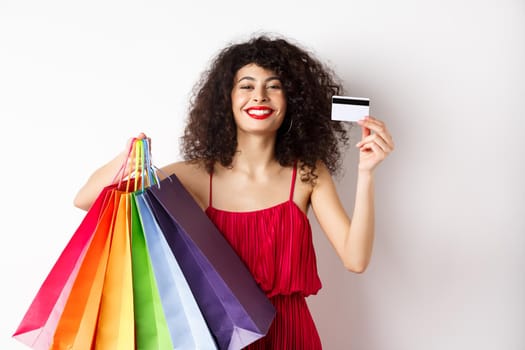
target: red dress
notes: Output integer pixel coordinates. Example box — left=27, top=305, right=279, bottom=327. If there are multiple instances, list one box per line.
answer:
left=205, top=164, right=323, bottom=349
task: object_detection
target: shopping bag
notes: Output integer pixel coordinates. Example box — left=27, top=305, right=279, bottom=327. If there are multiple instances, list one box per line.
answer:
left=93, top=139, right=156, bottom=350
left=12, top=185, right=113, bottom=350
left=145, top=174, right=276, bottom=350
left=130, top=193, right=174, bottom=350
left=15, top=138, right=163, bottom=350
left=50, top=190, right=118, bottom=349
left=50, top=141, right=145, bottom=350
left=134, top=192, right=218, bottom=349
left=93, top=191, right=135, bottom=349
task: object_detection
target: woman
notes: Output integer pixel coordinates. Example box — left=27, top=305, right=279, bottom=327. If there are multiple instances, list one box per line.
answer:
left=74, top=34, right=394, bottom=349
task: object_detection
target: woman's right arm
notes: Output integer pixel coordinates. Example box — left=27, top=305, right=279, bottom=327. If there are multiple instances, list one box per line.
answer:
left=73, top=150, right=128, bottom=211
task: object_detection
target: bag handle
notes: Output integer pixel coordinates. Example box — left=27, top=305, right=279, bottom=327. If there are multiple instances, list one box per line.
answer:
left=143, top=139, right=162, bottom=188
left=112, top=137, right=160, bottom=192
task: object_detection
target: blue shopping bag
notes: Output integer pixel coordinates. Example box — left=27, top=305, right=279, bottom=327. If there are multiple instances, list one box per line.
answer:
left=133, top=192, right=217, bottom=349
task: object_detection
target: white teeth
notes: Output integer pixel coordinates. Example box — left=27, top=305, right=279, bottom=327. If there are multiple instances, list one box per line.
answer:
left=248, top=109, right=271, bottom=116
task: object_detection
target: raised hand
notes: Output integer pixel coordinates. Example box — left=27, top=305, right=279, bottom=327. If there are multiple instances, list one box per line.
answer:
left=355, top=116, right=394, bottom=172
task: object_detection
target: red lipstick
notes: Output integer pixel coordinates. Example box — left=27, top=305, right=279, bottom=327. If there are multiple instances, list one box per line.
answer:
left=245, top=106, right=274, bottom=120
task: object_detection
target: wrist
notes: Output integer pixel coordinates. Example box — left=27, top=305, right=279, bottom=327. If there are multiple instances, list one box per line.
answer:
left=357, top=169, right=374, bottom=180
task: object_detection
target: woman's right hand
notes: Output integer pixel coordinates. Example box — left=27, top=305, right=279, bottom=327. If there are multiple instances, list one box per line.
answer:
left=73, top=133, right=149, bottom=211
left=119, top=132, right=151, bottom=181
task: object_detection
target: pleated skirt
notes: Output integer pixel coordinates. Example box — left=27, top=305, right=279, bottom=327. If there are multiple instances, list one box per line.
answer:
left=244, top=294, right=322, bottom=349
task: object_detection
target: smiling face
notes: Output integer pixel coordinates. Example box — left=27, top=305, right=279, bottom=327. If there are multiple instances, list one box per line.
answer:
left=231, top=63, right=287, bottom=135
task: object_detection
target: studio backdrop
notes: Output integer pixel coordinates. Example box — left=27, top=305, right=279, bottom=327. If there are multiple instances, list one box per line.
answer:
left=1, top=1, right=524, bottom=349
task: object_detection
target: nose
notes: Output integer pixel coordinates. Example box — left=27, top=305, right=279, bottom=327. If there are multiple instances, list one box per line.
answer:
left=253, top=86, right=268, bottom=102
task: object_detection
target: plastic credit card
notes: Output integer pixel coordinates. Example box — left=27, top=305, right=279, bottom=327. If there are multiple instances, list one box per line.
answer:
left=331, top=96, right=370, bottom=122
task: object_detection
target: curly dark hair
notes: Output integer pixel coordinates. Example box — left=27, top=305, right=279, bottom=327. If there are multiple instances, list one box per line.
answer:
left=181, top=34, right=350, bottom=184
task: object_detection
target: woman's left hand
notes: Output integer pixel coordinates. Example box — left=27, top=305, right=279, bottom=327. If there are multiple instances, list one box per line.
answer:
left=355, top=116, right=394, bottom=172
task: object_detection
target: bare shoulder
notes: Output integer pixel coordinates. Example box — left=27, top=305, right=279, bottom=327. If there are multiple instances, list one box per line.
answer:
left=296, top=160, right=334, bottom=198
left=293, top=161, right=332, bottom=212
left=307, top=160, right=342, bottom=211
left=160, top=160, right=210, bottom=209
left=311, top=160, right=333, bottom=184
left=161, top=160, right=207, bottom=178
left=297, top=160, right=332, bottom=186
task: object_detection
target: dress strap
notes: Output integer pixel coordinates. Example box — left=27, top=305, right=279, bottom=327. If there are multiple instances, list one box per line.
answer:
left=289, top=161, right=298, bottom=201
left=209, top=171, right=213, bottom=207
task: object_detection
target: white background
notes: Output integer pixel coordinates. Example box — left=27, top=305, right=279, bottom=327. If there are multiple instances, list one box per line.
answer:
left=1, top=0, right=524, bottom=349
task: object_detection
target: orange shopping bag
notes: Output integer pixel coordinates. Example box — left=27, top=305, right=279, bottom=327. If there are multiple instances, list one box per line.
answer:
left=93, top=191, right=134, bottom=349
left=50, top=190, right=118, bottom=349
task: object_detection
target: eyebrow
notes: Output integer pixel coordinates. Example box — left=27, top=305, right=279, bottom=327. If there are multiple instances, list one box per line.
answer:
left=236, top=76, right=281, bottom=83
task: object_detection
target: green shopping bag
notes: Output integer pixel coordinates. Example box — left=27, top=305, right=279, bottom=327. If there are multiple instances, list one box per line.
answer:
left=130, top=193, right=174, bottom=349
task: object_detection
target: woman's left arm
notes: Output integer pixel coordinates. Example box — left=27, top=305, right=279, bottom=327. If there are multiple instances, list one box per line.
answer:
left=311, top=116, right=394, bottom=273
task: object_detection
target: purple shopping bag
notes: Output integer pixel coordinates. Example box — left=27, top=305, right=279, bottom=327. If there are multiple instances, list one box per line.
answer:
left=145, top=174, right=275, bottom=350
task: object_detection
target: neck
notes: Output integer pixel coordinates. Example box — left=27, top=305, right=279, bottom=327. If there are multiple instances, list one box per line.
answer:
left=231, top=131, right=277, bottom=173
